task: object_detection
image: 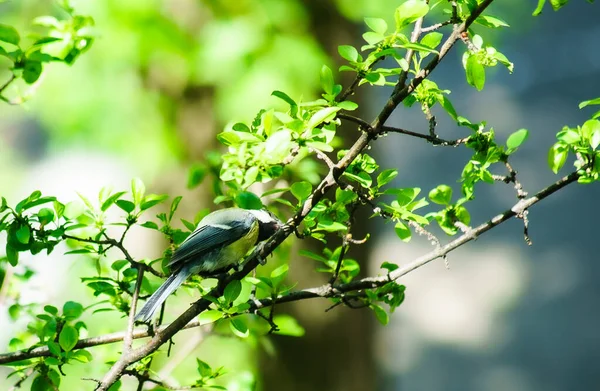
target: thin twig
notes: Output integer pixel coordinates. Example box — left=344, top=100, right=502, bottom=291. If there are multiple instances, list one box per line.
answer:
left=63, top=234, right=164, bottom=277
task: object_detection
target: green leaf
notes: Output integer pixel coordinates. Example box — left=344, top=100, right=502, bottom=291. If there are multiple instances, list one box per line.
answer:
left=271, top=90, right=297, bottom=109
left=320, top=65, right=334, bottom=95
left=343, top=171, right=372, bottom=188
left=140, top=194, right=168, bottom=211
left=420, top=32, right=443, bottom=51
left=272, top=314, right=305, bottom=337
left=235, top=191, right=263, bottom=210
left=71, top=349, right=93, bottom=363
left=63, top=301, right=84, bottom=320
left=223, top=280, right=242, bottom=304
left=131, top=178, right=145, bottom=206
left=188, top=163, right=207, bottom=189
left=364, top=17, right=388, bottom=34
left=37, top=208, right=55, bottom=225
left=476, top=15, right=510, bottom=28
left=337, top=100, right=358, bottom=111
left=371, top=304, right=389, bottom=325
left=58, top=324, right=79, bottom=352
left=16, top=225, right=30, bottom=244
left=115, top=200, right=135, bottom=213
left=338, top=45, right=359, bottom=62
left=506, top=129, right=529, bottom=153
left=196, top=358, right=212, bottom=378
left=533, top=0, right=546, bottom=15
left=100, top=191, right=126, bottom=212
left=582, top=120, right=600, bottom=148
left=550, top=0, right=569, bottom=11
left=381, top=261, right=399, bottom=272
left=466, top=54, right=485, bottom=91
left=0, top=24, right=19, bottom=45
left=394, top=221, right=411, bottom=242
left=394, top=0, right=429, bottom=30
left=428, top=185, right=452, bottom=205
left=6, top=244, right=18, bottom=266
left=199, top=310, right=224, bottom=325
left=316, top=220, right=348, bottom=232
left=362, top=31, right=384, bottom=45
left=270, top=264, right=289, bottom=287
left=548, top=143, right=568, bottom=174
left=23, top=61, right=43, bottom=84
left=140, top=221, right=159, bottom=230
left=111, top=260, right=129, bottom=271
left=395, top=187, right=421, bottom=206
left=64, top=200, right=84, bottom=219
left=377, top=169, right=398, bottom=187
left=230, top=318, right=249, bottom=338
left=306, top=106, right=341, bottom=130
left=579, top=97, right=600, bottom=109
left=31, top=376, right=54, bottom=391
left=290, top=181, right=312, bottom=202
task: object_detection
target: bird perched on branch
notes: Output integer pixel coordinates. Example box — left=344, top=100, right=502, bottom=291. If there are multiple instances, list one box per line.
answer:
left=135, top=208, right=282, bottom=322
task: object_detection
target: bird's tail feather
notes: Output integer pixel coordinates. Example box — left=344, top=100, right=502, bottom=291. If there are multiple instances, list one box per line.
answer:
left=134, top=268, right=192, bottom=322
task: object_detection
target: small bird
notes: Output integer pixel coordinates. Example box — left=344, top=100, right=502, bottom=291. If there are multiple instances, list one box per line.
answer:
left=135, top=208, right=282, bottom=322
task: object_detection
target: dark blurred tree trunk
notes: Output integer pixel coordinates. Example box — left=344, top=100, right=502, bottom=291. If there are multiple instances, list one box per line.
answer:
left=260, top=2, right=376, bottom=391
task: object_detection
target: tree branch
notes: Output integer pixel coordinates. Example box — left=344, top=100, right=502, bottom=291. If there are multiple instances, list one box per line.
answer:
left=0, top=165, right=578, bottom=368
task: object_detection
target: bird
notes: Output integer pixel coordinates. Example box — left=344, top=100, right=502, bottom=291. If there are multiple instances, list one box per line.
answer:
left=135, top=207, right=282, bottom=322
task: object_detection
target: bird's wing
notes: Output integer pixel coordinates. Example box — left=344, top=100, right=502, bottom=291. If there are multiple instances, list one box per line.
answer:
left=167, top=220, right=250, bottom=269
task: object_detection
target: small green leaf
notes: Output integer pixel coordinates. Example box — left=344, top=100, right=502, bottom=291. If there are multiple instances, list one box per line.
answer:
left=395, top=187, right=421, bottom=206
left=381, top=261, right=399, bottom=272
left=116, top=200, right=135, bottom=213
left=320, top=65, right=334, bottom=95
left=230, top=318, right=249, bottom=338
left=394, top=221, right=411, bottom=242
left=31, top=376, right=54, bottom=391
left=63, top=200, right=84, bottom=219
left=140, top=194, right=168, bottom=211
left=58, top=324, right=79, bottom=352
left=579, top=97, right=600, bottom=109
left=506, top=129, right=529, bottom=153
left=111, top=260, right=129, bottom=271
left=548, top=143, right=568, bottom=174
left=63, top=301, right=84, bottom=320
left=270, top=264, right=289, bottom=287
left=476, top=15, right=510, bottom=28
left=428, top=185, right=452, bottom=205
left=272, top=314, right=305, bottom=337
left=37, top=208, right=55, bottom=225
left=338, top=45, right=359, bottom=62
left=100, top=191, right=126, bottom=212
left=199, top=310, right=224, bottom=325
left=197, top=358, right=212, bottom=377
left=290, top=181, right=312, bottom=202
left=6, top=244, right=18, bottom=266
left=420, top=32, right=443, bottom=50
left=466, top=54, right=485, bottom=91
left=0, top=24, right=19, bottom=45
left=364, top=17, right=388, bottom=34
left=371, top=304, right=389, bottom=325
left=271, top=90, right=297, bottom=111
left=533, top=0, right=546, bottom=15
left=306, top=106, right=341, bottom=130
left=235, top=191, right=263, bottom=210
left=71, top=349, right=93, bottom=363
left=395, top=0, right=429, bottom=30
left=377, top=169, right=398, bottom=187
left=337, top=100, right=358, bottom=111
left=550, top=0, right=569, bottom=11
left=16, top=225, right=30, bottom=244
left=23, top=61, right=43, bottom=84
left=223, top=280, right=242, bottom=304
left=363, top=31, right=384, bottom=45
left=131, top=178, right=145, bottom=206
